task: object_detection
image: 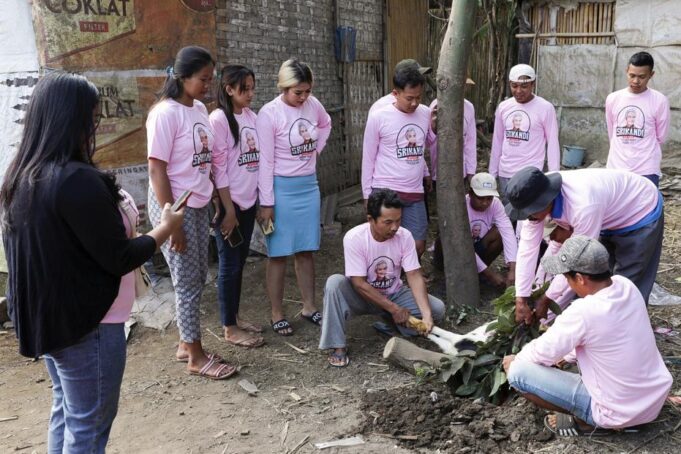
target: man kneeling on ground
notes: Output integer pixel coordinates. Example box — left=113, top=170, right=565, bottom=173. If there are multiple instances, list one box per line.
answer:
left=319, top=189, right=445, bottom=367
left=503, top=235, right=671, bottom=437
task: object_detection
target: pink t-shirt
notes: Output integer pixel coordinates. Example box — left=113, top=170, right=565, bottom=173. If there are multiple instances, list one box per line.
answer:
left=605, top=88, right=670, bottom=176
left=489, top=95, right=560, bottom=178
left=362, top=103, right=434, bottom=198
left=146, top=99, right=214, bottom=208
left=467, top=195, right=517, bottom=272
left=514, top=276, right=672, bottom=428
left=210, top=107, right=259, bottom=210
left=515, top=168, right=659, bottom=298
left=343, top=223, right=421, bottom=296
left=101, top=190, right=137, bottom=324
left=368, top=93, right=395, bottom=116
left=256, top=94, right=332, bottom=206
left=429, top=99, right=477, bottom=180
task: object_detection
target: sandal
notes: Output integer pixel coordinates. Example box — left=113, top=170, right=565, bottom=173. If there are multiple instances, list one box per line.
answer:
left=271, top=319, right=294, bottom=336
left=226, top=334, right=265, bottom=349
left=237, top=319, right=264, bottom=333
left=301, top=311, right=323, bottom=327
left=328, top=349, right=350, bottom=368
left=176, top=352, right=224, bottom=363
left=188, top=357, right=237, bottom=380
left=544, top=414, right=612, bottom=437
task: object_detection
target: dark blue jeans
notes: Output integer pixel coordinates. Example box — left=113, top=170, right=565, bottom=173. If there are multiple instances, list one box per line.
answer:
left=214, top=203, right=256, bottom=326
left=643, top=174, right=660, bottom=187
left=44, top=323, right=126, bottom=454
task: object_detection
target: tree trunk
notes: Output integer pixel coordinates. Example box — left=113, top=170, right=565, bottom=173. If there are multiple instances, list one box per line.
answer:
left=383, top=337, right=451, bottom=374
left=436, top=0, right=480, bottom=307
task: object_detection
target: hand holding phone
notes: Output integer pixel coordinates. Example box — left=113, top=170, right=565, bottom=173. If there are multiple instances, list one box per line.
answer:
left=226, top=226, right=244, bottom=248
left=171, top=190, right=192, bottom=212
left=258, top=218, right=275, bottom=236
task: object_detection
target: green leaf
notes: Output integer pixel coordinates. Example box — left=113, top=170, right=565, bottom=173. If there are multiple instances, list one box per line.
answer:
left=489, top=368, right=507, bottom=397
left=455, top=382, right=479, bottom=396
left=439, top=357, right=466, bottom=383
left=461, top=360, right=474, bottom=385
left=473, top=354, right=499, bottom=367
left=548, top=301, right=563, bottom=315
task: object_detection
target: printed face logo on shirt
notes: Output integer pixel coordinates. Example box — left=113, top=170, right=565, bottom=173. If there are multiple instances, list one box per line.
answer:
left=471, top=221, right=484, bottom=241
left=289, top=118, right=317, bottom=161
left=504, top=110, right=531, bottom=146
left=395, top=124, right=425, bottom=164
left=368, top=256, right=397, bottom=292
left=192, top=123, right=212, bottom=174
left=238, top=127, right=260, bottom=172
left=615, top=106, right=645, bottom=143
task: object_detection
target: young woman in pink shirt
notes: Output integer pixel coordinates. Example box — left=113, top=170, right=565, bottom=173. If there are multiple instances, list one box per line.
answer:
left=209, top=64, right=264, bottom=348
left=256, top=59, right=332, bottom=336
left=147, top=46, right=236, bottom=379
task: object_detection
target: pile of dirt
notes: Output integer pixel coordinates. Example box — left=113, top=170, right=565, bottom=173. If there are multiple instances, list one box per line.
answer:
left=358, top=382, right=551, bottom=452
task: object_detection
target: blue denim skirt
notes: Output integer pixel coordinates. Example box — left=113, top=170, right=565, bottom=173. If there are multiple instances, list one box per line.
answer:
left=266, top=174, right=320, bottom=257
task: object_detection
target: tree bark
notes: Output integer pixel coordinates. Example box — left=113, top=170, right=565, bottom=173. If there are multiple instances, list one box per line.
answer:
left=436, top=0, right=480, bottom=307
left=383, top=337, right=451, bottom=374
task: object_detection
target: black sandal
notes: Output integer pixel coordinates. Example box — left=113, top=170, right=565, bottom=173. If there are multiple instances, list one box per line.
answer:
left=271, top=319, right=294, bottom=336
left=301, top=311, right=323, bottom=326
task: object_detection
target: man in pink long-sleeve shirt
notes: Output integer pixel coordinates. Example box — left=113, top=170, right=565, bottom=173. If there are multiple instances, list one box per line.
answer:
left=489, top=64, right=560, bottom=203
left=504, top=236, right=672, bottom=435
left=362, top=65, right=434, bottom=257
left=606, top=51, right=670, bottom=187
left=505, top=167, right=663, bottom=325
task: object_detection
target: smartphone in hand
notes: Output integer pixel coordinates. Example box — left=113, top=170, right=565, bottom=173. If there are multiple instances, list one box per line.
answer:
left=226, top=226, right=244, bottom=248
left=258, top=218, right=275, bottom=235
left=171, top=190, right=192, bottom=212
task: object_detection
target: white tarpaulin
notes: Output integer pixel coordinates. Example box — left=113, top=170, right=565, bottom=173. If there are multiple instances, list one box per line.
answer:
left=0, top=0, right=40, bottom=73
left=614, top=0, right=681, bottom=48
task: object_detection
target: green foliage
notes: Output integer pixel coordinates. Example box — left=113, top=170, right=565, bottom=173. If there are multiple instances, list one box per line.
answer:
left=439, top=283, right=551, bottom=404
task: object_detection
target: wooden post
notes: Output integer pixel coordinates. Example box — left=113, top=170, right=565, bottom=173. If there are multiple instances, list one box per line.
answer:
left=435, top=0, right=480, bottom=307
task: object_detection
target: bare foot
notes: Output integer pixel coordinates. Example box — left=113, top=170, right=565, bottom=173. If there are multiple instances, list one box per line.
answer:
left=224, top=326, right=265, bottom=348
left=236, top=317, right=263, bottom=333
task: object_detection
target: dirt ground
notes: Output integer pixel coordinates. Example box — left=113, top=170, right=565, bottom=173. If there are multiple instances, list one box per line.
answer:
left=1, top=200, right=681, bottom=454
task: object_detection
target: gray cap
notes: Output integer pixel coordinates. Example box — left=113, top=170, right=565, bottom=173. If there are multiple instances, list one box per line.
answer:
left=541, top=235, right=610, bottom=275
left=395, top=59, right=432, bottom=75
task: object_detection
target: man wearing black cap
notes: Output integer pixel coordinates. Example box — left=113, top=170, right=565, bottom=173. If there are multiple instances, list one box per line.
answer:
left=505, top=166, right=663, bottom=324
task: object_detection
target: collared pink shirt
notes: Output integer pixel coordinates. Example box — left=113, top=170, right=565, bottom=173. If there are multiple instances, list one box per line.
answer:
left=210, top=107, right=259, bottom=210
left=429, top=98, right=477, bottom=180
left=489, top=95, right=560, bottom=178
left=605, top=87, right=670, bottom=176
left=515, top=168, right=659, bottom=299
left=513, top=276, right=672, bottom=429
left=256, top=94, right=332, bottom=206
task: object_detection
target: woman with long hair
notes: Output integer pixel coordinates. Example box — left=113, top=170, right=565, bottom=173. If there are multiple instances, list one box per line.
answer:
left=147, top=46, right=236, bottom=378
left=0, top=72, right=183, bottom=452
left=256, top=59, right=332, bottom=336
left=209, top=64, right=264, bottom=348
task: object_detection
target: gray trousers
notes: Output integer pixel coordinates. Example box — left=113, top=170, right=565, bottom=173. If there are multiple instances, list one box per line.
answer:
left=318, top=274, right=446, bottom=350
left=600, top=213, right=664, bottom=304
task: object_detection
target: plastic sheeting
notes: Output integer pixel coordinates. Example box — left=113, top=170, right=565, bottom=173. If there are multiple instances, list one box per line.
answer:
left=537, top=45, right=616, bottom=107
left=0, top=0, right=39, bottom=73
left=614, top=0, right=681, bottom=48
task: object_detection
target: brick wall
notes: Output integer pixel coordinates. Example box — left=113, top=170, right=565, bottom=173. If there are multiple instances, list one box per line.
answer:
left=215, top=0, right=383, bottom=194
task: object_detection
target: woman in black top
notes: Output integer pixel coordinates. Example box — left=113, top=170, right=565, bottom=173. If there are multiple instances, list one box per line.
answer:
left=0, top=72, right=183, bottom=453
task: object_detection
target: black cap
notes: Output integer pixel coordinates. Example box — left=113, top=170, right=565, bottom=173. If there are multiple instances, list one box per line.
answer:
left=504, top=167, right=562, bottom=221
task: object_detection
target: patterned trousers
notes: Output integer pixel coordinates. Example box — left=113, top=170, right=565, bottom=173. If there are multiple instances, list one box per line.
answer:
left=148, top=192, right=209, bottom=342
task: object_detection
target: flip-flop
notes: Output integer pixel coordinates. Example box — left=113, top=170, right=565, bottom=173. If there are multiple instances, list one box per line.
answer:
left=188, top=357, right=237, bottom=380
left=237, top=319, right=264, bottom=333
left=544, top=414, right=612, bottom=437
left=301, top=311, right=323, bottom=326
left=176, top=352, right=224, bottom=363
left=226, top=335, right=265, bottom=349
left=328, top=350, right=350, bottom=368
left=271, top=319, right=294, bottom=336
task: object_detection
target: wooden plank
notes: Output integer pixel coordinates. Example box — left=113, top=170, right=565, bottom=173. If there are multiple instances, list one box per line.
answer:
left=515, top=32, right=615, bottom=39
